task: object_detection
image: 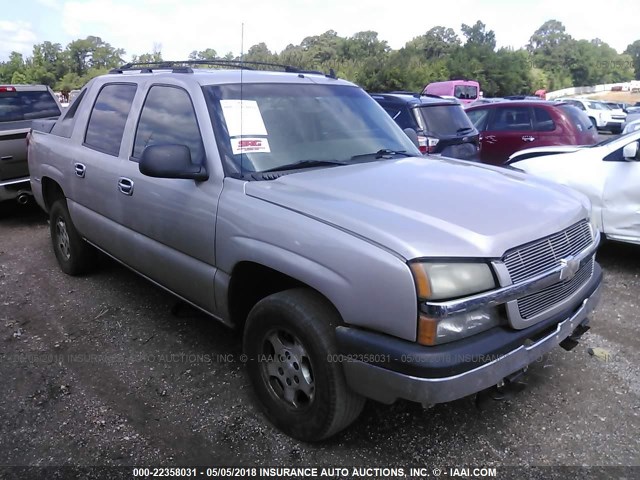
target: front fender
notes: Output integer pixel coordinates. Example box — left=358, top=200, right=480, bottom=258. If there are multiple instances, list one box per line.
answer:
left=215, top=180, right=419, bottom=341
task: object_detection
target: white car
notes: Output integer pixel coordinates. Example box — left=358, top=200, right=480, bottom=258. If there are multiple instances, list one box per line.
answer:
left=559, top=98, right=626, bottom=133
left=508, top=131, right=640, bottom=245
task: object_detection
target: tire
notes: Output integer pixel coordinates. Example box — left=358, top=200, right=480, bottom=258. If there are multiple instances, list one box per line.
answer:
left=243, top=288, right=365, bottom=441
left=49, top=199, right=96, bottom=275
left=589, top=117, right=597, bottom=130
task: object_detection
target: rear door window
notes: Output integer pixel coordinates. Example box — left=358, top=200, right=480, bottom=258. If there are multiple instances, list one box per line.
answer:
left=0, top=90, right=61, bottom=122
left=132, top=85, right=205, bottom=164
left=466, top=108, right=490, bottom=131
left=84, top=83, right=137, bottom=156
left=51, top=89, right=87, bottom=138
left=488, top=106, right=532, bottom=131
left=533, top=107, right=556, bottom=132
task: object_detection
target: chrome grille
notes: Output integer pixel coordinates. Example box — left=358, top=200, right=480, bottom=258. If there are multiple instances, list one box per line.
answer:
left=517, top=257, right=595, bottom=319
left=503, top=220, right=592, bottom=284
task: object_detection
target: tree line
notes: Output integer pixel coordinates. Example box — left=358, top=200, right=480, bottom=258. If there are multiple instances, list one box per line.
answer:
left=1, top=20, right=639, bottom=97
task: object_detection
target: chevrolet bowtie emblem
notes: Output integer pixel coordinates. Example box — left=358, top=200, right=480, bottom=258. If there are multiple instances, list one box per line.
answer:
left=559, top=256, right=580, bottom=281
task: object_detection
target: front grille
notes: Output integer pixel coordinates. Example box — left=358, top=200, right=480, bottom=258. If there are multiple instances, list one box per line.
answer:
left=517, top=257, right=595, bottom=319
left=503, top=220, right=592, bottom=284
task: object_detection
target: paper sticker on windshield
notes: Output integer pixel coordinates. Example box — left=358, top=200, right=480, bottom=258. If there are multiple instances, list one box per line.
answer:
left=230, top=137, right=271, bottom=154
left=220, top=100, right=268, bottom=137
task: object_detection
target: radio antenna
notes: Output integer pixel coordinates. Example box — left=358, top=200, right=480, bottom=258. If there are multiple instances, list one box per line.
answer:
left=239, top=22, right=245, bottom=178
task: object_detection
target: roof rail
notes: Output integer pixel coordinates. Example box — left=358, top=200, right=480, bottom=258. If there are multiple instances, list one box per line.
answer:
left=386, top=90, right=420, bottom=97
left=380, top=92, right=446, bottom=100
left=108, top=59, right=337, bottom=78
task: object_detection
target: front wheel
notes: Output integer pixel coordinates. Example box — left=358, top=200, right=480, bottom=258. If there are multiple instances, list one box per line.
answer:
left=49, top=199, right=96, bottom=275
left=243, top=288, right=365, bottom=441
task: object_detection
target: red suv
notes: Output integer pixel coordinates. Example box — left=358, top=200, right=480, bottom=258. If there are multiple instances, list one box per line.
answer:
left=466, top=101, right=598, bottom=165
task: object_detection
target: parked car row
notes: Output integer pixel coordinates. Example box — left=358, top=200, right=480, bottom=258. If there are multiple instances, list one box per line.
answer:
left=370, top=88, right=640, bottom=248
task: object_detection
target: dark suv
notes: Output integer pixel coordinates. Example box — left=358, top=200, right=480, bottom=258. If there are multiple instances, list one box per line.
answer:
left=371, top=92, right=479, bottom=160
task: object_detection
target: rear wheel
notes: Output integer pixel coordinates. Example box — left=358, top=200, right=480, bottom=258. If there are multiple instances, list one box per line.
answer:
left=243, top=288, right=365, bottom=441
left=49, top=199, right=96, bottom=275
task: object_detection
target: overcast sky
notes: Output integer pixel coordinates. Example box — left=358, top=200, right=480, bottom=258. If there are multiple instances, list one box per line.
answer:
left=1, top=0, right=638, bottom=62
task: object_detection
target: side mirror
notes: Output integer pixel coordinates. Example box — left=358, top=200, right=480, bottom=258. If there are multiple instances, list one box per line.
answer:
left=622, top=141, right=640, bottom=161
left=139, top=144, right=208, bottom=180
left=403, top=128, right=420, bottom=149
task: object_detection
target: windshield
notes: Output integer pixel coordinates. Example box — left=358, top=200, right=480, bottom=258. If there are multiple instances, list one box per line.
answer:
left=414, top=104, right=476, bottom=135
left=0, top=90, right=61, bottom=122
left=587, top=101, right=609, bottom=110
left=203, top=83, right=420, bottom=175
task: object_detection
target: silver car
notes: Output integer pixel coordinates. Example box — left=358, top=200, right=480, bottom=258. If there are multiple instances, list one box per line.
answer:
left=28, top=61, right=602, bottom=440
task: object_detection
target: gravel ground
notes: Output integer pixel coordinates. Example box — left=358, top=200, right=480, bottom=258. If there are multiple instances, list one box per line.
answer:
left=0, top=202, right=639, bottom=473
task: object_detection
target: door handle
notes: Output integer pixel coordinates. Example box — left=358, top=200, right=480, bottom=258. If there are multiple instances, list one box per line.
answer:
left=74, top=162, right=86, bottom=178
left=117, top=177, right=134, bottom=196
left=522, top=136, right=536, bottom=142
left=1, top=156, right=13, bottom=161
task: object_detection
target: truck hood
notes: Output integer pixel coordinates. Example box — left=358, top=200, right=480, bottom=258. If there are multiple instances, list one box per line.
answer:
left=245, top=157, right=588, bottom=260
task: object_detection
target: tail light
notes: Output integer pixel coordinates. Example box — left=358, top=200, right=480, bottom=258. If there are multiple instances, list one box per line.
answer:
left=0, top=86, right=17, bottom=92
left=417, top=136, right=439, bottom=154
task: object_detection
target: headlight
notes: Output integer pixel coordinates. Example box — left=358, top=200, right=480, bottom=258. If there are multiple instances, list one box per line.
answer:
left=623, top=122, right=640, bottom=134
left=409, top=261, right=496, bottom=301
left=418, top=308, right=501, bottom=345
left=409, top=261, right=500, bottom=345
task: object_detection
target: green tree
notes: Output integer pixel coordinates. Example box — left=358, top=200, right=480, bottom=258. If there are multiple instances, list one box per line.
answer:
left=11, top=71, right=28, bottom=84
left=188, top=48, right=218, bottom=61
left=0, top=52, right=26, bottom=83
left=65, top=36, right=124, bottom=76
left=243, top=43, right=275, bottom=64
left=406, top=27, right=460, bottom=60
left=624, top=40, right=640, bottom=80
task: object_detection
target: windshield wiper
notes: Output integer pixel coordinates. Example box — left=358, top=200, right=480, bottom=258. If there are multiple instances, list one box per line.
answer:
left=261, top=159, right=348, bottom=173
left=350, top=149, right=413, bottom=161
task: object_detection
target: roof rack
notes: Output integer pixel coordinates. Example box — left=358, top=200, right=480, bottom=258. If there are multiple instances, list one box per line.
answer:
left=108, top=59, right=337, bottom=78
left=379, top=91, right=446, bottom=100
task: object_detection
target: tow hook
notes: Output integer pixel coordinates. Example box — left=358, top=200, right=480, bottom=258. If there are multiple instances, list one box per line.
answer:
left=559, top=323, right=590, bottom=351
left=475, top=367, right=528, bottom=408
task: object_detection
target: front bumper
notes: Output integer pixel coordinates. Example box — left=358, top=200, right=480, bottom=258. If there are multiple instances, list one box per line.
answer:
left=603, top=121, right=624, bottom=132
left=337, top=264, right=602, bottom=405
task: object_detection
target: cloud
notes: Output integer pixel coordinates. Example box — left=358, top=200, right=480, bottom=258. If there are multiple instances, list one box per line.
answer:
left=56, top=0, right=638, bottom=62
left=36, top=0, right=63, bottom=9
left=0, top=21, right=38, bottom=59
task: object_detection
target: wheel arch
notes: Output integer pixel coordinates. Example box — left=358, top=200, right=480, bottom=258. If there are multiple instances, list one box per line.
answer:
left=226, top=260, right=344, bottom=332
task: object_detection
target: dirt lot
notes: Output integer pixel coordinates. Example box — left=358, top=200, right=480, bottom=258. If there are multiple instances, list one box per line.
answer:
left=585, top=91, right=640, bottom=104
left=1, top=202, right=639, bottom=472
